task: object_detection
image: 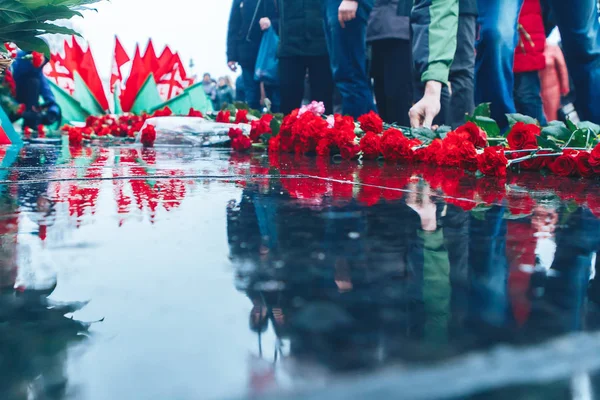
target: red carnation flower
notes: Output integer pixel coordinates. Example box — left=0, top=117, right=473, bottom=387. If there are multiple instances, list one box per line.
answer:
left=339, top=143, right=361, bottom=160
left=216, top=110, right=231, bottom=123
left=250, top=114, right=273, bottom=142
left=141, top=125, right=157, bottom=147
left=458, top=141, right=479, bottom=171
left=333, top=114, right=355, bottom=132
left=235, top=109, right=249, bottom=124
left=455, top=121, right=488, bottom=148
left=549, top=151, right=578, bottom=177
left=316, top=138, right=333, bottom=156
left=268, top=135, right=281, bottom=153
left=37, top=124, right=45, bottom=138
left=69, top=127, right=83, bottom=146
left=358, top=111, right=383, bottom=134
left=188, top=108, right=203, bottom=117
left=507, top=122, right=540, bottom=150
left=360, top=132, right=381, bottom=160
left=152, top=107, right=173, bottom=117
left=380, top=128, right=415, bottom=162
left=231, top=135, right=252, bottom=152
left=576, top=151, right=594, bottom=178
left=228, top=127, right=243, bottom=140
left=31, top=52, right=44, bottom=68
left=477, top=146, right=508, bottom=178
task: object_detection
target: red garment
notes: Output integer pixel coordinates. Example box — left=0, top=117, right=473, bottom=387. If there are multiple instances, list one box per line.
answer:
left=539, top=45, right=570, bottom=122
left=513, top=0, right=546, bottom=73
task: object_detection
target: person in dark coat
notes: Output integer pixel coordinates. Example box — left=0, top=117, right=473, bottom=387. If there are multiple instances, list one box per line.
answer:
left=11, top=51, right=61, bottom=130
left=322, top=0, right=376, bottom=118
left=216, top=77, right=235, bottom=107
left=277, top=0, right=334, bottom=114
left=227, top=0, right=279, bottom=110
left=367, top=0, right=413, bottom=125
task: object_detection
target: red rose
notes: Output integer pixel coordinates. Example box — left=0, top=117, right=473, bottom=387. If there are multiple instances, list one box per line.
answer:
left=188, top=108, right=203, bottom=117
left=268, top=135, right=281, bottom=153
left=31, top=52, right=44, bottom=68
left=455, top=122, right=488, bottom=148
left=339, top=143, right=361, bottom=160
left=507, top=122, right=540, bottom=150
left=357, top=111, right=383, bottom=134
left=216, top=110, right=231, bottom=123
left=549, top=151, right=578, bottom=177
left=380, top=128, right=414, bottom=162
left=360, top=132, right=381, bottom=159
left=235, top=109, right=249, bottom=124
left=477, top=146, right=508, bottom=178
left=68, top=127, right=83, bottom=146
left=228, top=127, right=243, bottom=140
left=141, top=125, right=156, bottom=147
left=576, top=151, right=594, bottom=178
left=589, top=143, right=600, bottom=173
left=232, top=135, right=252, bottom=152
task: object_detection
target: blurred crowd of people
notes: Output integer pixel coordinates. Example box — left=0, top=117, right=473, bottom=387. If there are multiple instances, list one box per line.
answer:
left=226, top=0, right=600, bottom=130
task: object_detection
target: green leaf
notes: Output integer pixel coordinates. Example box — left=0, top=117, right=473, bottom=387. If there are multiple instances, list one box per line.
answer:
left=565, top=117, right=578, bottom=133
left=506, top=113, right=538, bottom=127
left=436, top=125, right=452, bottom=137
left=31, top=4, right=80, bottom=20
left=579, top=121, right=600, bottom=135
left=2, top=35, right=48, bottom=55
left=270, top=117, right=281, bottom=136
left=233, top=101, right=248, bottom=111
left=472, top=102, right=491, bottom=118
left=411, top=127, right=437, bottom=141
left=565, top=128, right=589, bottom=148
left=0, top=0, right=33, bottom=23
left=51, top=0, right=103, bottom=6
left=0, top=21, right=80, bottom=35
left=536, top=133, right=563, bottom=151
left=541, top=122, right=571, bottom=142
left=472, top=116, right=501, bottom=138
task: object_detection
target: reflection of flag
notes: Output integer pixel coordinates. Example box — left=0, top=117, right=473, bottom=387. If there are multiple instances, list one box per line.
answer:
left=110, top=36, right=130, bottom=93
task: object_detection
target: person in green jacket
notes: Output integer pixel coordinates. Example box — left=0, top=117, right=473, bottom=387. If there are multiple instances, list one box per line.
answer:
left=409, top=0, right=459, bottom=128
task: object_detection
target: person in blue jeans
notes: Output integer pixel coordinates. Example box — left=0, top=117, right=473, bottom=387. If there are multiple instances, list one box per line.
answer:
left=476, top=0, right=600, bottom=128
left=322, top=0, right=376, bottom=118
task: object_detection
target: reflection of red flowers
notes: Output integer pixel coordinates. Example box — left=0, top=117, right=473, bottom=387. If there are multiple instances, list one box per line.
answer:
left=507, top=122, right=540, bottom=149
left=31, top=52, right=44, bottom=68
left=16, top=103, right=25, bottom=115
left=235, top=109, right=249, bottom=124
left=4, top=70, right=16, bottom=97
left=23, top=126, right=32, bottom=139
left=188, top=108, right=203, bottom=117
left=68, top=128, right=83, bottom=146
left=141, top=125, right=157, bottom=147
left=576, top=151, right=593, bottom=178
left=360, top=132, right=381, bottom=159
left=549, top=150, right=578, bottom=177
left=508, top=192, right=535, bottom=215
left=37, top=124, right=45, bottom=138
left=455, top=122, right=488, bottom=148
left=358, top=111, right=382, bottom=134
left=231, top=135, right=252, bottom=152
left=216, top=110, right=231, bottom=123
left=268, top=135, right=280, bottom=153
left=477, top=146, right=508, bottom=178
left=589, top=143, right=600, bottom=173
left=316, top=138, right=332, bottom=156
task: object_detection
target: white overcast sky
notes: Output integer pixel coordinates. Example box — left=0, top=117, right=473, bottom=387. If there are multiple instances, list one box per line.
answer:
left=69, top=0, right=234, bottom=81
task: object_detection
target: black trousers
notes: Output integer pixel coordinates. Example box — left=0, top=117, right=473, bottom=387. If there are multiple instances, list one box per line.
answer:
left=279, top=55, right=334, bottom=115
left=371, top=39, right=413, bottom=126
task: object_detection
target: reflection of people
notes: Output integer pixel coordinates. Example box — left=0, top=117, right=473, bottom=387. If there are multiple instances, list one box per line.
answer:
left=12, top=51, right=61, bottom=129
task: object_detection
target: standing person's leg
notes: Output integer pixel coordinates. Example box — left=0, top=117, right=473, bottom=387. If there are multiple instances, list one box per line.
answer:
left=371, top=40, right=389, bottom=122
left=279, top=56, right=307, bottom=114
left=323, top=0, right=375, bottom=118
left=548, top=0, right=600, bottom=124
left=265, top=84, right=281, bottom=113
left=514, top=71, right=548, bottom=125
left=475, top=0, right=523, bottom=129
left=306, top=55, right=334, bottom=114
left=446, top=14, right=476, bottom=128
left=240, top=61, right=261, bottom=110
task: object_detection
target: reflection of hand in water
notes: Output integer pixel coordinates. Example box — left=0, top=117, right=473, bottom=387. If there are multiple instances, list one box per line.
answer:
left=406, top=180, right=438, bottom=232
left=531, top=206, right=558, bottom=237
left=335, top=258, right=353, bottom=293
